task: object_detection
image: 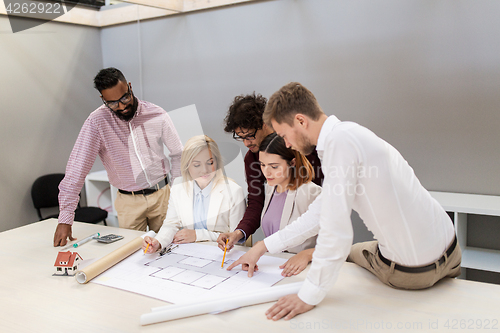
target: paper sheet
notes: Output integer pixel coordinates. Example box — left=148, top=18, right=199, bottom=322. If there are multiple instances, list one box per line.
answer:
left=141, top=282, right=303, bottom=325
left=91, top=243, right=288, bottom=304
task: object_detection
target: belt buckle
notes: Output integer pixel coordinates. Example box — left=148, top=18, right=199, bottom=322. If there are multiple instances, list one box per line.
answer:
left=155, top=177, right=168, bottom=190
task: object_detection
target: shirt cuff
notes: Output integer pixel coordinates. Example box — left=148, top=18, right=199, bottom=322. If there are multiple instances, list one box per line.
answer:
left=195, top=229, right=204, bottom=242
left=297, top=278, right=327, bottom=306
left=58, top=211, right=74, bottom=225
left=235, top=229, right=247, bottom=244
left=155, top=236, right=169, bottom=250
left=263, top=232, right=287, bottom=254
left=195, top=229, right=214, bottom=242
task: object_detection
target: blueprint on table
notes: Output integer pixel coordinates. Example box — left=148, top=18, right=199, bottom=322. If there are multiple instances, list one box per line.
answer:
left=91, top=243, right=288, bottom=304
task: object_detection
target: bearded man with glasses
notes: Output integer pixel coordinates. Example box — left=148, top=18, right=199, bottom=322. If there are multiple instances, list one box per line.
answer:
left=216, top=93, right=324, bottom=251
left=53, top=67, right=183, bottom=247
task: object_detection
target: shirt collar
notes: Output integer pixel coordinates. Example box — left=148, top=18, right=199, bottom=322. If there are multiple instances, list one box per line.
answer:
left=132, top=98, right=143, bottom=119
left=316, top=115, right=341, bottom=159
left=194, top=179, right=213, bottom=198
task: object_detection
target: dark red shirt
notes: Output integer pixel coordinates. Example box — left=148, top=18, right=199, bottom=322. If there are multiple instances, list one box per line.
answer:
left=236, top=149, right=324, bottom=238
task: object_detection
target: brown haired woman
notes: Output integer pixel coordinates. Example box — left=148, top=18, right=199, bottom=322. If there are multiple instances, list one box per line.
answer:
left=258, top=133, right=321, bottom=277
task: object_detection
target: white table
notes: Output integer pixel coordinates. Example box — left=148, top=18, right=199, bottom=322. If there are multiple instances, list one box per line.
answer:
left=1, top=219, right=499, bottom=332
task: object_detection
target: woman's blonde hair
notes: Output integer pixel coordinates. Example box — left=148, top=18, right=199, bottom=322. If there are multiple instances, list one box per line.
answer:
left=181, top=135, right=225, bottom=190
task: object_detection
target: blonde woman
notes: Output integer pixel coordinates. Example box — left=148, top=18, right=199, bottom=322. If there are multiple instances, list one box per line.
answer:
left=143, top=135, right=245, bottom=252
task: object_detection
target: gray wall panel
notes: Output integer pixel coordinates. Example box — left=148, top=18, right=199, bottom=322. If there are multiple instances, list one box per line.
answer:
left=3, top=0, right=500, bottom=250
left=0, top=17, right=102, bottom=232
left=101, top=0, right=500, bottom=195
left=101, top=0, right=500, bottom=244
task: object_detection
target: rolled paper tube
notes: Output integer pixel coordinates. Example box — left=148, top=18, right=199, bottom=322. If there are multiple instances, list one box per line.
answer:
left=140, top=281, right=303, bottom=326
left=75, top=231, right=155, bottom=284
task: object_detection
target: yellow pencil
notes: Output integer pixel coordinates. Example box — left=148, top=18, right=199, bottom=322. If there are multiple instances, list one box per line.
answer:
left=144, top=243, right=150, bottom=254
left=221, top=238, right=228, bottom=268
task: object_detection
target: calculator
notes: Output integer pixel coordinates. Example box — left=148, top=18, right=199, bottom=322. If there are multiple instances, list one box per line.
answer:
left=96, top=234, right=124, bottom=244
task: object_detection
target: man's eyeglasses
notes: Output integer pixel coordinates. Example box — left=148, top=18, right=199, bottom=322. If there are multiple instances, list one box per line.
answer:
left=233, top=129, right=258, bottom=142
left=102, top=86, right=133, bottom=110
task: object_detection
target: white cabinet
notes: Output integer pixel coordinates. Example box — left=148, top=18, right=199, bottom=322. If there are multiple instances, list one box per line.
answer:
left=85, top=170, right=118, bottom=227
left=429, top=191, right=500, bottom=276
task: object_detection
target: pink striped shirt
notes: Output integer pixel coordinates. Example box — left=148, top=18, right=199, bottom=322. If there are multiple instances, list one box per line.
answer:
left=58, top=99, right=183, bottom=225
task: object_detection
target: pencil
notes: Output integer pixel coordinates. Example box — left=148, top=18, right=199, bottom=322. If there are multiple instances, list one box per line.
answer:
left=144, top=243, right=150, bottom=254
left=221, top=238, right=228, bottom=268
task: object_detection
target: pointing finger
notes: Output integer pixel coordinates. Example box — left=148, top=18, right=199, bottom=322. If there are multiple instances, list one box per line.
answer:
left=226, top=259, right=240, bottom=271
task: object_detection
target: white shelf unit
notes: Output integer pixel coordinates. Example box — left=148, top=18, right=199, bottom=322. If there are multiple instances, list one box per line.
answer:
left=85, top=170, right=118, bottom=227
left=429, top=191, right=500, bottom=275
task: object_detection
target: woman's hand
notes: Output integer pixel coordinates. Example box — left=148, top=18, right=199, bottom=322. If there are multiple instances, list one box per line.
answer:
left=142, top=236, right=161, bottom=253
left=279, top=249, right=314, bottom=277
left=173, top=229, right=197, bottom=244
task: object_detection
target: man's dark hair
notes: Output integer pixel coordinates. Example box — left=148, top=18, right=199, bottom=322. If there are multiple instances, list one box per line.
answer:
left=223, top=93, right=267, bottom=133
left=94, top=68, right=127, bottom=93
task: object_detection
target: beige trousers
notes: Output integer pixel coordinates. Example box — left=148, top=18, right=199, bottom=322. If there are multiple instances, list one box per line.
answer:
left=114, top=185, right=170, bottom=233
left=348, top=239, right=461, bottom=290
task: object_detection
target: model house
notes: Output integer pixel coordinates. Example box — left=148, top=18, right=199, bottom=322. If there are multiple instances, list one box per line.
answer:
left=54, top=251, right=82, bottom=276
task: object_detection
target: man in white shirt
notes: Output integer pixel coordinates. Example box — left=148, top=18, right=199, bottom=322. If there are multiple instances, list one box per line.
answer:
left=228, top=82, right=461, bottom=321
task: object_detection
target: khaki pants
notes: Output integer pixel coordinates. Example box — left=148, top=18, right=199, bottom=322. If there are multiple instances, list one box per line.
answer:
left=114, top=185, right=170, bottom=233
left=348, top=239, right=461, bottom=290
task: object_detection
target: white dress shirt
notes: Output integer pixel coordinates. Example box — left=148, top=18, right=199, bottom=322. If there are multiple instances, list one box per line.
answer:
left=193, top=180, right=213, bottom=230
left=264, top=115, right=455, bottom=305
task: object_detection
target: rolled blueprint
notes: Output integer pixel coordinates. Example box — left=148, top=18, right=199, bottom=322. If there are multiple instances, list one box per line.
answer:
left=75, top=231, right=155, bottom=284
left=140, top=281, right=303, bottom=325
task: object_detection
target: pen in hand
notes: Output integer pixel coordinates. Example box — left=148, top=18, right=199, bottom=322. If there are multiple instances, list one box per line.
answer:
left=221, top=238, right=228, bottom=268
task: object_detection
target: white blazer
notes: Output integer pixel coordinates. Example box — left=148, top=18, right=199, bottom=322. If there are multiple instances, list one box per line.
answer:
left=261, top=182, right=321, bottom=253
left=155, top=177, right=246, bottom=248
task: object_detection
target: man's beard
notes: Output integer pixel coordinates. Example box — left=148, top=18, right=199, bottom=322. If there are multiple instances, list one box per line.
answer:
left=297, top=131, right=316, bottom=156
left=114, top=97, right=138, bottom=121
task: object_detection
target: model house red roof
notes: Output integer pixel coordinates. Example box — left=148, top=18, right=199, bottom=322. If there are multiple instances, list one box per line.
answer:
left=54, top=251, right=82, bottom=267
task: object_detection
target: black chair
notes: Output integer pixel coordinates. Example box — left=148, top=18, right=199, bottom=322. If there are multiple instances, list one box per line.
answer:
left=31, top=173, right=108, bottom=225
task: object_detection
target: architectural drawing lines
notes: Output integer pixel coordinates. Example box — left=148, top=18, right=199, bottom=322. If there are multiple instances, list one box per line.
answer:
left=91, top=243, right=288, bottom=304
left=145, top=251, right=239, bottom=290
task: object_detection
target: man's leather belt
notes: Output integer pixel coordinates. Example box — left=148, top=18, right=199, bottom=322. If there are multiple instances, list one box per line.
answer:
left=377, top=236, right=457, bottom=273
left=118, top=177, right=169, bottom=196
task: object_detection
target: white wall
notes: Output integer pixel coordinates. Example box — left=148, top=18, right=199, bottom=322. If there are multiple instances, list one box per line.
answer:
left=101, top=0, right=500, bottom=196
left=0, top=17, right=103, bottom=232
left=2, top=0, right=500, bottom=247
left=100, top=0, right=500, bottom=244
